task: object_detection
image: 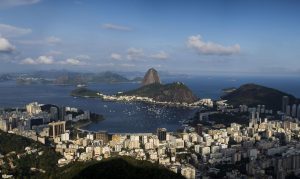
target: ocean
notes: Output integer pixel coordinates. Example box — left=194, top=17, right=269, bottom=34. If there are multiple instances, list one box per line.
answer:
left=0, top=75, right=299, bottom=133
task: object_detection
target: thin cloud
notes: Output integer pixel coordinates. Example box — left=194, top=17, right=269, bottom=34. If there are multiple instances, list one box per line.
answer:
left=96, top=63, right=114, bottom=67
left=110, top=53, right=122, bottom=60
left=102, top=23, right=131, bottom=31
left=75, top=54, right=90, bottom=60
left=187, top=35, right=240, bottom=55
left=58, top=58, right=86, bottom=66
left=120, top=63, right=136, bottom=68
left=46, top=50, right=62, bottom=56
left=46, top=36, right=61, bottom=45
left=0, top=0, right=41, bottom=8
left=127, top=48, right=144, bottom=60
left=18, top=36, right=62, bottom=45
left=0, top=24, right=32, bottom=37
left=150, top=51, right=169, bottom=60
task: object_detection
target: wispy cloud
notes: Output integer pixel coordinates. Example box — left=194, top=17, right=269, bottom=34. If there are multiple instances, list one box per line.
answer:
left=0, top=24, right=31, bottom=37
left=45, top=36, right=61, bottom=45
left=112, top=48, right=169, bottom=61
left=21, top=56, right=54, bottom=65
left=21, top=55, right=87, bottom=66
left=150, top=51, right=169, bottom=60
left=187, top=35, right=240, bottom=56
left=75, top=54, right=90, bottom=60
left=58, top=58, right=86, bottom=65
left=127, top=48, right=144, bottom=60
left=102, top=23, right=132, bottom=31
left=18, top=36, right=62, bottom=45
left=0, top=0, right=41, bottom=8
left=96, top=63, right=114, bottom=67
left=110, top=53, right=122, bottom=60
left=120, top=63, right=136, bottom=68
left=0, top=36, right=15, bottom=53
left=46, top=50, right=62, bottom=56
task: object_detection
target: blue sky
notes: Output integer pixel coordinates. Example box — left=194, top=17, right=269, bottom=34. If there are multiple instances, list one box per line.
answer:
left=0, top=0, right=300, bottom=75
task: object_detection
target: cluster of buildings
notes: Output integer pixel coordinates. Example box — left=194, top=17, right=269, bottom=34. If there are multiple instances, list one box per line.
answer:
left=282, top=96, right=300, bottom=118
left=54, top=128, right=197, bottom=179
left=2, top=96, right=300, bottom=178
left=97, top=92, right=211, bottom=108
left=51, top=100, right=300, bottom=179
left=0, top=102, right=90, bottom=143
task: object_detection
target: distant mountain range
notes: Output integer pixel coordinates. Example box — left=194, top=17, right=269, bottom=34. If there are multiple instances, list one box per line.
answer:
left=0, top=74, right=13, bottom=82
left=11, top=71, right=142, bottom=85
left=53, top=71, right=136, bottom=85
left=222, top=83, right=299, bottom=110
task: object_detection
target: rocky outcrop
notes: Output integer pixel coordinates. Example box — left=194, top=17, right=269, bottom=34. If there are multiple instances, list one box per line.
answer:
left=142, top=68, right=161, bottom=86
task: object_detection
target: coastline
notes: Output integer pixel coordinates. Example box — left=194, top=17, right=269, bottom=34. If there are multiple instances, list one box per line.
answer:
left=72, top=92, right=206, bottom=109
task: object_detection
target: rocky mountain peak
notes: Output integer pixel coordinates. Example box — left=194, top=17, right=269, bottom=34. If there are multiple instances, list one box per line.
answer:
left=142, top=68, right=161, bottom=86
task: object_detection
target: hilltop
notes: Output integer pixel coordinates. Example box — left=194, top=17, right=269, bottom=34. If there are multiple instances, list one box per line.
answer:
left=221, top=83, right=298, bottom=110
left=122, top=68, right=198, bottom=103
left=13, top=71, right=142, bottom=85
left=54, top=71, right=133, bottom=85
left=59, top=157, right=184, bottom=179
left=0, top=130, right=60, bottom=178
left=122, top=82, right=198, bottom=103
left=142, top=68, right=161, bottom=86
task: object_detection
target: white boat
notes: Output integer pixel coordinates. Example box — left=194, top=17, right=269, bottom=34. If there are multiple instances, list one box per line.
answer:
left=77, top=84, right=87, bottom=88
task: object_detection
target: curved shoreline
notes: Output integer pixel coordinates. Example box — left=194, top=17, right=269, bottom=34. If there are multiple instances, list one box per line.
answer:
left=72, top=92, right=205, bottom=109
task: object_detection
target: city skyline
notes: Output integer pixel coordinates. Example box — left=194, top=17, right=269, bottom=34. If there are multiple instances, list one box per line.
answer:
left=0, top=0, right=300, bottom=75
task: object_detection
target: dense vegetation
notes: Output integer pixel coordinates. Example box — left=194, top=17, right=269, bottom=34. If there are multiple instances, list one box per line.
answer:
left=188, top=111, right=251, bottom=129
left=222, top=83, right=298, bottom=110
left=54, top=71, right=135, bottom=85
left=0, top=130, right=61, bottom=178
left=122, top=82, right=198, bottom=103
left=58, top=157, right=184, bottom=179
left=14, top=71, right=141, bottom=85
left=209, top=113, right=249, bottom=126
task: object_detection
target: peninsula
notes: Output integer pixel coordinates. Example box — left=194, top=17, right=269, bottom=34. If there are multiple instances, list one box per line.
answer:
left=70, top=68, right=201, bottom=108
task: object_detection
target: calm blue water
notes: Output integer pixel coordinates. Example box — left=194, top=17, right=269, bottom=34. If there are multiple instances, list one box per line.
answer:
left=0, top=75, right=299, bottom=133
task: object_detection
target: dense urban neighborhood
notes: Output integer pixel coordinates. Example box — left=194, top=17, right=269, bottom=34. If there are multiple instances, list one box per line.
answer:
left=1, top=93, right=300, bottom=178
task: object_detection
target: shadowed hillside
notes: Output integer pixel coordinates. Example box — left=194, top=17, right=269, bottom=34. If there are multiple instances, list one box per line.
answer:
left=222, top=83, right=298, bottom=110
